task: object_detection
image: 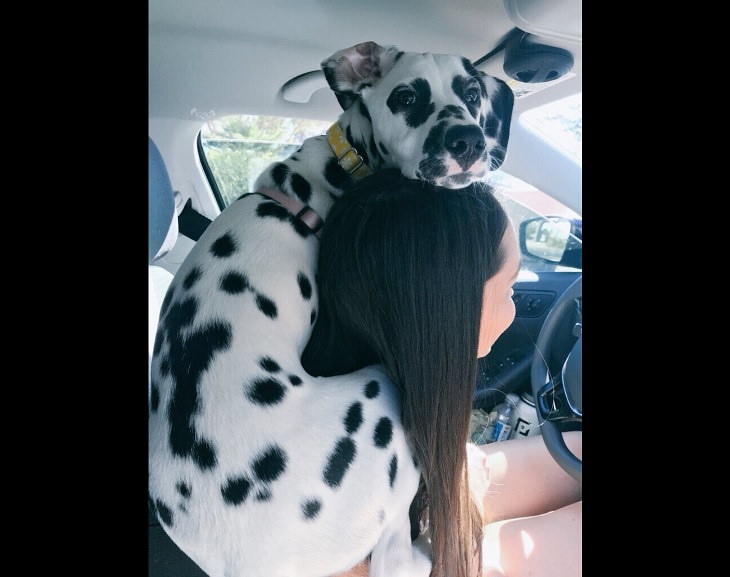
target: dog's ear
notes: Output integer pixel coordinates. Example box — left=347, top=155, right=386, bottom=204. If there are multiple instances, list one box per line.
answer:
left=484, top=76, right=514, bottom=170
left=321, top=41, right=402, bottom=110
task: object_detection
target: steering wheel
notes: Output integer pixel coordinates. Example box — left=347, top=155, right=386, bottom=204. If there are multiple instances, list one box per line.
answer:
left=530, top=275, right=582, bottom=484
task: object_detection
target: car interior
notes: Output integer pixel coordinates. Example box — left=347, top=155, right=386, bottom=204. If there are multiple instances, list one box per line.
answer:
left=149, top=1, right=582, bottom=575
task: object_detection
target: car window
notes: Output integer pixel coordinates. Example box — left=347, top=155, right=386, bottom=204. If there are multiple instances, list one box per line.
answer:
left=199, top=116, right=330, bottom=208
left=488, top=171, right=580, bottom=273
left=521, top=92, right=581, bottom=164
left=198, top=105, right=581, bottom=274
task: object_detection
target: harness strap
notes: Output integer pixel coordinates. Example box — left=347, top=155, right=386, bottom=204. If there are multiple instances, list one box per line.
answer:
left=257, top=186, right=324, bottom=239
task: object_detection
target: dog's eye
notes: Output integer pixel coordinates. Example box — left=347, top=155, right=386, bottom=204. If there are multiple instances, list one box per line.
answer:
left=396, top=90, right=416, bottom=106
left=464, top=87, right=480, bottom=104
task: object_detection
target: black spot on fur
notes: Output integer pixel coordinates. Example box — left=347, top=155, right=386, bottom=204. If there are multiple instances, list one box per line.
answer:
left=222, top=475, right=252, bottom=506
left=487, top=82, right=513, bottom=168
left=386, top=78, right=434, bottom=128
left=490, top=144, right=505, bottom=167
left=193, top=439, right=217, bottom=470
left=150, top=383, right=160, bottom=412
left=153, top=327, right=165, bottom=356
left=438, top=104, right=464, bottom=121
left=374, top=417, right=393, bottom=448
left=482, top=111, right=500, bottom=139
left=210, top=232, right=237, bottom=258
left=164, top=317, right=232, bottom=466
left=271, top=163, right=289, bottom=188
left=176, top=481, right=191, bottom=498
left=160, top=355, right=172, bottom=377
left=252, top=446, right=287, bottom=483
left=292, top=217, right=314, bottom=238
left=452, top=74, right=483, bottom=119
left=490, top=82, right=512, bottom=127
left=257, top=199, right=291, bottom=223
left=364, top=380, right=380, bottom=399
left=183, top=267, right=202, bottom=291
left=260, top=357, right=280, bottom=373
left=420, top=121, right=449, bottom=179
left=155, top=499, right=173, bottom=526
left=288, top=374, right=302, bottom=386
left=367, top=134, right=378, bottom=164
left=290, top=172, right=312, bottom=204
left=422, top=120, right=447, bottom=159
left=247, top=376, right=286, bottom=405
left=255, top=293, right=277, bottom=318
left=159, top=356, right=170, bottom=377
left=461, top=57, right=479, bottom=78
left=324, top=156, right=352, bottom=189
left=388, top=454, right=398, bottom=488
left=357, top=100, right=372, bottom=124
left=344, top=402, right=363, bottom=435
left=302, top=499, right=322, bottom=520
left=220, top=271, right=249, bottom=294
left=255, top=488, right=272, bottom=501
left=171, top=297, right=199, bottom=331
left=323, top=437, right=357, bottom=488
left=378, top=141, right=390, bottom=157
left=297, top=272, right=312, bottom=300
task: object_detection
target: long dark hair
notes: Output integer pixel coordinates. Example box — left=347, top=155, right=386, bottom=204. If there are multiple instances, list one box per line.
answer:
left=302, top=169, right=510, bottom=577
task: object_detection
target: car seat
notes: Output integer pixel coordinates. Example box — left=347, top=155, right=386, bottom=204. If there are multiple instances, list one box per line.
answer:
left=148, top=137, right=177, bottom=391
left=148, top=137, right=209, bottom=576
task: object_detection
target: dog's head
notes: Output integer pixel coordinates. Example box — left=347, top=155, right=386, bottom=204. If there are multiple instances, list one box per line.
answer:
left=322, top=41, right=514, bottom=188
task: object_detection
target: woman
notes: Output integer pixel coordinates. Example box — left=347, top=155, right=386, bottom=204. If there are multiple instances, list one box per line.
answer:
left=301, top=169, right=581, bottom=577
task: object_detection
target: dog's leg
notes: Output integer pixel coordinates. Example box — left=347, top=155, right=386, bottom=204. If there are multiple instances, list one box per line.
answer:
left=368, top=512, right=432, bottom=577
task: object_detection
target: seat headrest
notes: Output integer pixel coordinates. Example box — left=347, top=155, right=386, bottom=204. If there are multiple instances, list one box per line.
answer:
left=149, top=137, right=179, bottom=263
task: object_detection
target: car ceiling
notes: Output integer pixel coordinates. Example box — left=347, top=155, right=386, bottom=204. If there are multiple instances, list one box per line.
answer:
left=149, top=0, right=582, bottom=123
left=149, top=0, right=582, bottom=215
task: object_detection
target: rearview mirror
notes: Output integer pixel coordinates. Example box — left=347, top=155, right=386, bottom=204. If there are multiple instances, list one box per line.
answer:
left=519, top=216, right=581, bottom=269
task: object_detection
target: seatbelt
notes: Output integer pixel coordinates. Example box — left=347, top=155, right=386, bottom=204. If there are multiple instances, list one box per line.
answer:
left=176, top=190, right=323, bottom=242
left=178, top=198, right=212, bottom=241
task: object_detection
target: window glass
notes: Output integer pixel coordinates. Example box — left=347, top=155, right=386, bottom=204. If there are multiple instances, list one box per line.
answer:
left=199, top=115, right=330, bottom=207
left=489, top=171, right=580, bottom=272
left=521, top=92, right=581, bottom=163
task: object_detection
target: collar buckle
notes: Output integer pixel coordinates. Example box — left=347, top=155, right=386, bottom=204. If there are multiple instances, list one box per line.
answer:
left=326, top=123, right=372, bottom=179
left=337, top=147, right=366, bottom=175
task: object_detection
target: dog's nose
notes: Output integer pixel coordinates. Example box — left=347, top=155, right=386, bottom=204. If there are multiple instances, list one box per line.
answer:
left=444, top=125, right=486, bottom=170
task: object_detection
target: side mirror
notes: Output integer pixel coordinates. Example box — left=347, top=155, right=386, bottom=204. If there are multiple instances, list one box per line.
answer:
left=519, top=216, right=582, bottom=269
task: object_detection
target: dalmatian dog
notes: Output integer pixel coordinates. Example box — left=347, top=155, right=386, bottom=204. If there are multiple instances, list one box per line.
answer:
left=148, top=41, right=513, bottom=577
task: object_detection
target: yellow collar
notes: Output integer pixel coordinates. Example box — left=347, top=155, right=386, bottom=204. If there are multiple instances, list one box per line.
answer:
left=326, top=123, right=371, bottom=179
